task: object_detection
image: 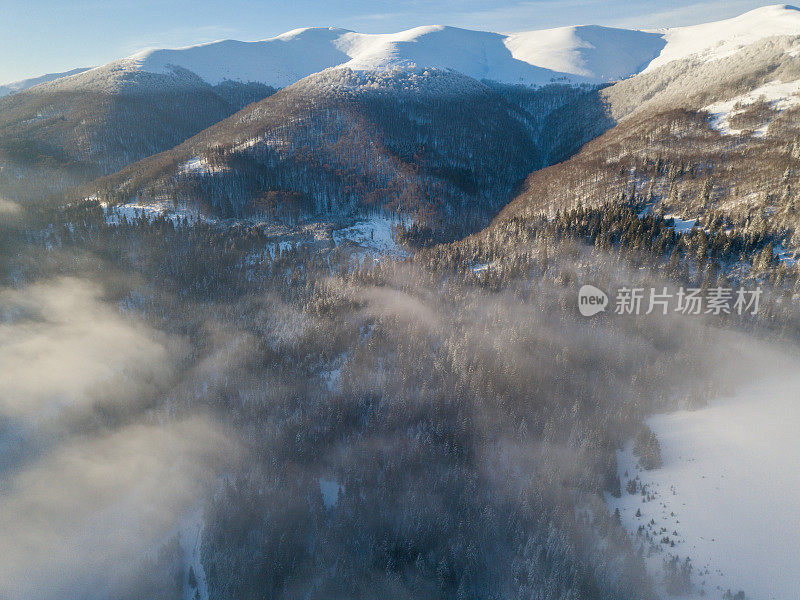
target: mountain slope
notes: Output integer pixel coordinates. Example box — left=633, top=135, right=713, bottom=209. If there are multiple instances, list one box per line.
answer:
left=84, top=68, right=611, bottom=241
left=644, top=4, right=800, bottom=72
left=0, top=65, right=274, bottom=201
left=489, top=23, right=800, bottom=255
left=5, top=4, right=800, bottom=206
left=75, top=5, right=800, bottom=246
left=0, top=68, right=92, bottom=97
left=1, top=23, right=642, bottom=202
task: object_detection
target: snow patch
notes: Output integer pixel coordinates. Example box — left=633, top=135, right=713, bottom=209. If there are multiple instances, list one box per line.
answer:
left=332, top=215, right=406, bottom=257
left=102, top=201, right=210, bottom=226
left=318, top=478, right=343, bottom=509
left=181, top=157, right=211, bottom=175
left=663, top=214, right=697, bottom=234
left=773, top=243, right=798, bottom=265
left=704, top=80, right=800, bottom=136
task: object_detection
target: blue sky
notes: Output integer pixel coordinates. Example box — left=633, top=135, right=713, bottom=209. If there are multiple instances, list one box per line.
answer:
left=0, top=0, right=776, bottom=84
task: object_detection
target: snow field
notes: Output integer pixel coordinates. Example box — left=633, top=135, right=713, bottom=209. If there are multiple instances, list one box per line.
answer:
left=607, top=373, right=800, bottom=600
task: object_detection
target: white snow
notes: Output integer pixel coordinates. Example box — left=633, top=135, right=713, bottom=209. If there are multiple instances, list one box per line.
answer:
left=181, top=157, right=207, bottom=173
left=131, top=28, right=352, bottom=89
left=127, top=24, right=665, bottom=88
left=180, top=157, right=213, bottom=175
left=14, top=6, right=800, bottom=94
left=704, top=80, right=800, bottom=136
left=179, top=156, right=230, bottom=176
left=607, top=372, right=800, bottom=600
left=102, top=201, right=210, bottom=226
left=644, top=5, right=800, bottom=73
left=663, top=214, right=697, bottom=234
left=773, top=243, right=798, bottom=265
left=332, top=215, right=406, bottom=257
left=505, top=26, right=664, bottom=82
left=118, top=5, right=800, bottom=89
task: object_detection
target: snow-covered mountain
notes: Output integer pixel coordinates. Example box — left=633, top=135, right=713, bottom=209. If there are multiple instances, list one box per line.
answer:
left=0, top=67, right=92, bottom=97
left=6, top=4, right=796, bottom=96
left=67, top=4, right=800, bottom=233
left=4, top=4, right=800, bottom=206
left=56, top=4, right=800, bottom=91
left=644, top=3, right=800, bottom=72
left=118, top=25, right=663, bottom=89
left=1, top=4, right=797, bottom=100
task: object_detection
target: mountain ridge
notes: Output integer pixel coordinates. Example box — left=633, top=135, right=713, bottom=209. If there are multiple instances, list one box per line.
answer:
left=9, top=4, right=800, bottom=96
left=0, top=68, right=93, bottom=97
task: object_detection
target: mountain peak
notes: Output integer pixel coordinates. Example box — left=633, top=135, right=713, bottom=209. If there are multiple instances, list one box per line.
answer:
left=644, top=3, right=800, bottom=72
left=7, top=5, right=800, bottom=96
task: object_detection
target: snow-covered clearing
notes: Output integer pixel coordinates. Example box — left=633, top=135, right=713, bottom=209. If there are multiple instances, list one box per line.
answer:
left=607, top=372, right=800, bottom=600
left=663, top=214, right=697, bottom=234
left=471, top=260, right=502, bottom=275
left=179, top=156, right=229, bottom=176
left=704, top=80, right=800, bottom=136
left=102, top=201, right=210, bottom=226
left=332, top=215, right=407, bottom=257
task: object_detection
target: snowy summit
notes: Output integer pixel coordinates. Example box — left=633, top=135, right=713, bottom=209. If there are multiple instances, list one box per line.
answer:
left=6, top=4, right=800, bottom=93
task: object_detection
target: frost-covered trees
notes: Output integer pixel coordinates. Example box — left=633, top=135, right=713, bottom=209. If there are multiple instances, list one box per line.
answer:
left=634, top=426, right=663, bottom=471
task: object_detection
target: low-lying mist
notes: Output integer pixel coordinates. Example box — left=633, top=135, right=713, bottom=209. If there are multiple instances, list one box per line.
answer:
left=0, top=276, right=237, bottom=600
